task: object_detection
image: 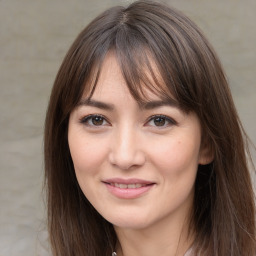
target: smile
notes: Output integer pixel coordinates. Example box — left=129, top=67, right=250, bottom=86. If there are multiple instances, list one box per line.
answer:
left=103, top=179, right=155, bottom=199
left=110, top=183, right=147, bottom=189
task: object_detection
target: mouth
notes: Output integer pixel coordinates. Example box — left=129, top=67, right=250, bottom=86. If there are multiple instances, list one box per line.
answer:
left=103, top=178, right=155, bottom=199
left=108, top=183, right=149, bottom=189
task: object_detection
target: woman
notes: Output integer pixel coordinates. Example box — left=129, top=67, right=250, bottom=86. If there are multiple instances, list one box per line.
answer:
left=44, top=1, right=256, bottom=255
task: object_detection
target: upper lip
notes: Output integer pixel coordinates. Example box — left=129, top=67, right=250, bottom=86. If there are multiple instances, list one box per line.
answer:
left=103, top=178, right=155, bottom=185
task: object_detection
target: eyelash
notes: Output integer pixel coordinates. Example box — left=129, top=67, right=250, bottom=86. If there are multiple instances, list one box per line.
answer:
left=79, top=114, right=109, bottom=127
left=146, top=114, right=177, bottom=128
left=79, top=114, right=177, bottom=128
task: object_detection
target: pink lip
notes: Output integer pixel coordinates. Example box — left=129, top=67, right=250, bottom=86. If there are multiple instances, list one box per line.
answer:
left=103, top=178, right=155, bottom=199
left=104, top=178, right=154, bottom=184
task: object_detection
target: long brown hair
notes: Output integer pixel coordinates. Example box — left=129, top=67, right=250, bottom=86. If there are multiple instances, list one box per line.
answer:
left=44, top=1, right=256, bottom=255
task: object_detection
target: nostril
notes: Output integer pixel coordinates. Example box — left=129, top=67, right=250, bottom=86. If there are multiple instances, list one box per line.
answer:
left=108, top=150, right=145, bottom=170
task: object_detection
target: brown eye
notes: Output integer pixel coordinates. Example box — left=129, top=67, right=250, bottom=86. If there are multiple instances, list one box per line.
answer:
left=80, top=114, right=108, bottom=127
left=91, top=116, right=104, bottom=126
left=147, top=115, right=176, bottom=128
left=153, top=117, right=166, bottom=126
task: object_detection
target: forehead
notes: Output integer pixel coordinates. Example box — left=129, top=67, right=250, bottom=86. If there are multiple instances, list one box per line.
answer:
left=81, top=51, right=180, bottom=108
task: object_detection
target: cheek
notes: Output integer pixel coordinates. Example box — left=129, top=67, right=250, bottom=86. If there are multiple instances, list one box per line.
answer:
left=68, top=133, right=108, bottom=175
left=149, top=136, right=201, bottom=176
left=68, top=133, right=110, bottom=202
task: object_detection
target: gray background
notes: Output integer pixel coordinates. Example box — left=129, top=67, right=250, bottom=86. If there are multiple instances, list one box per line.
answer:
left=0, top=0, right=255, bottom=255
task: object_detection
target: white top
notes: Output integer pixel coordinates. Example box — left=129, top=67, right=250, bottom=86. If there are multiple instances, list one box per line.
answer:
left=184, top=248, right=193, bottom=256
left=112, top=248, right=193, bottom=256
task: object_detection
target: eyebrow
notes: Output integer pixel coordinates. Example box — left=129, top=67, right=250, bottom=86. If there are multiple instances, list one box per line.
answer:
left=77, top=99, right=115, bottom=110
left=140, top=99, right=180, bottom=110
left=77, top=98, right=180, bottom=111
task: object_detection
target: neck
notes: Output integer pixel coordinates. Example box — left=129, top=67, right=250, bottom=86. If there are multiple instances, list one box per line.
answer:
left=114, top=212, right=194, bottom=256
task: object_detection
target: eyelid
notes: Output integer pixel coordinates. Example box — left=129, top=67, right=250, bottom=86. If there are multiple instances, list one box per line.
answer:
left=146, top=114, right=177, bottom=127
left=79, top=114, right=110, bottom=126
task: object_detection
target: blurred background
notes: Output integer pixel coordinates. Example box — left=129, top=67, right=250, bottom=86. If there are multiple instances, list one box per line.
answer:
left=0, top=0, right=255, bottom=255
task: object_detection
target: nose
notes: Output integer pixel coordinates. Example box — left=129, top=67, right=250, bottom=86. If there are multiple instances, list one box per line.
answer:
left=108, top=126, right=146, bottom=170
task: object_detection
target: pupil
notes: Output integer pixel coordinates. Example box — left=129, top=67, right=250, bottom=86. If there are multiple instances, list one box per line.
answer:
left=92, top=116, right=103, bottom=125
left=154, top=117, right=165, bottom=126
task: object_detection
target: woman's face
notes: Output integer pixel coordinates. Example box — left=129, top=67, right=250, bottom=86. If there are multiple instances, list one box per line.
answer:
left=68, top=53, right=210, bottom=230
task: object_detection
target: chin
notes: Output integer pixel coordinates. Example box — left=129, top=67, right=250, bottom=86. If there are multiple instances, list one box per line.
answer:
left=104, top=212, right=154, bottom=230
left=114, top=221, right=151, bottom=230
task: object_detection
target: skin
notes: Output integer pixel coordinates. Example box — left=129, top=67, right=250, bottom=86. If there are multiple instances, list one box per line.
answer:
left=68, top=53, right=212, bottom=256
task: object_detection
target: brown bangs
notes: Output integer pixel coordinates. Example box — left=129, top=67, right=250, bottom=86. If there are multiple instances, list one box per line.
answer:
left=84, top=45, right=181, bottom=109
left=83, top=26, right=194, bottom=112
left=115, top=41, right=180, bottom=108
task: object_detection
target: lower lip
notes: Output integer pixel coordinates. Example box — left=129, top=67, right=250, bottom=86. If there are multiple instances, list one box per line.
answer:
left=104, top=183, right=154, bottom=199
